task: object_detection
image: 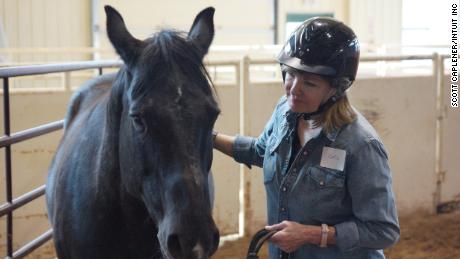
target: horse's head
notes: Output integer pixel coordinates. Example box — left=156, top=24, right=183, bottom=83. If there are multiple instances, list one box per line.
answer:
left=105, top=6, right=220, bottom=259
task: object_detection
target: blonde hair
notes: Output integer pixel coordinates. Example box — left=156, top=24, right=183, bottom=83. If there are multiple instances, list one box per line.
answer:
left=312, top=94, right=356, bottom=133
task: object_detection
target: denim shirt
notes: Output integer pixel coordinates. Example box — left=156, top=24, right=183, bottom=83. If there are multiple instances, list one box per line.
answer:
left=233, top=96, right=400, bottom=259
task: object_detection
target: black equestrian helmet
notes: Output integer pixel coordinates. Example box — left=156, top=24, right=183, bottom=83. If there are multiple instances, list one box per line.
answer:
left=278, top=17, right=360, bottom=91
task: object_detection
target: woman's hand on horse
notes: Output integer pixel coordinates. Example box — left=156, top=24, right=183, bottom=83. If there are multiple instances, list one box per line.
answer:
left=265, top=220, right=321, bottom=253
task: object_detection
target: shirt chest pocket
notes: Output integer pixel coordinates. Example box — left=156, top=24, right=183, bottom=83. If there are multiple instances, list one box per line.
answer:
left=293, top=165, right=347, bottom=221
left=308, top=166, right=345, bottom=189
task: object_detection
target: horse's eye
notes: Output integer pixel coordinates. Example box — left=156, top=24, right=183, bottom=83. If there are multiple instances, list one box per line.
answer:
left=130, top=115, right=146, bottom=133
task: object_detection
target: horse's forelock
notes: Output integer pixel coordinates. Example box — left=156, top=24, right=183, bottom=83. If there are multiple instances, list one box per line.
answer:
left=128, top=30, right=217, bottom=103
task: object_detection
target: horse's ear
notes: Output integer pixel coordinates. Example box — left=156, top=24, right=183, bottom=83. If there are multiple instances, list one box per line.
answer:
left=188, top=7, right=215, bottom=58
left=105, top=5, right=143, bottom=67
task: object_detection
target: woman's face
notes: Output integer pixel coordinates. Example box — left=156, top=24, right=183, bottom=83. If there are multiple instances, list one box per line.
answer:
left=284, top=69, right=336, bottom=113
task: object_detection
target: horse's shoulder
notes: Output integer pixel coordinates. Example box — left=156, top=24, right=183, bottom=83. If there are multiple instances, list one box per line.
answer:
left=64, top=73, right=117, bottom=129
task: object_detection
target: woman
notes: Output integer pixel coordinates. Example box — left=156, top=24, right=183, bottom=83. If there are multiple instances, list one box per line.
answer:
left=213, top=17, right=399, bottom=259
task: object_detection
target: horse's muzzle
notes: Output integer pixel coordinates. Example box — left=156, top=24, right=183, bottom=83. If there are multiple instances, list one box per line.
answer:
left=164, top=223, right=219, bottom=259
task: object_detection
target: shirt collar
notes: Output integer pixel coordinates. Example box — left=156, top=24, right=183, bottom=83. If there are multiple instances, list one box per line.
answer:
left=325, top=127, right=339, bottom=142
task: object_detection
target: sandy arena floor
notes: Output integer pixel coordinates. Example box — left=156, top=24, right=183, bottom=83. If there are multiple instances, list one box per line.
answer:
left=213, top=211, right=460, bottom=259
left=14, top=210, right=460, bottom=258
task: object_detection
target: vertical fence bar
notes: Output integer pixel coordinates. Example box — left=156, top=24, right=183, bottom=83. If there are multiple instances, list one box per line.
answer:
left=235, top=61, right=243, bottom=238
left=239, top=56, right=251, bottom=236
left=3, top=77, right=13, bottom=257
left=433, top=53, right=446, bottom=213
left=273, top=0, right=279, bottom=44
left=98, top=67, right=103, bottom=75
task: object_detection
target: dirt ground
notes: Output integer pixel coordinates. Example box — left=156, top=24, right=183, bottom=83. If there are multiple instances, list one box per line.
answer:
left=11, top=210, right=460, bottom=258
left=214, top=211, right=460, bottom=259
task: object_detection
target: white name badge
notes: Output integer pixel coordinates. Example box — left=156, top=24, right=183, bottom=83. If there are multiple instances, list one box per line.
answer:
left=320, top=147, right=346, bottom=171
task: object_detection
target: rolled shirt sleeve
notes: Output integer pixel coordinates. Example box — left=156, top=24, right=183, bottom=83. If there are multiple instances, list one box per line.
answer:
left=232, top=135, right=257, bottom=168
left=335, top=139, right=400, bottom=252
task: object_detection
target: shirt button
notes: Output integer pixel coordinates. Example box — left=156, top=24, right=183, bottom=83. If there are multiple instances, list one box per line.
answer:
left=280, top=207, right=286, bottom=212
left=293, top=168, right=297, bottom=172
left=282, top=186, right=287, bottom=192
left=303, top=151, right=308, bottom=155
left=319, top=180, right=325, bottom=186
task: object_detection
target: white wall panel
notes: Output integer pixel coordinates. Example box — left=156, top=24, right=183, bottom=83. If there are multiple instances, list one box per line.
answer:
left=0, top=0, right=91, bottom=62
left=0, top=0, right=408, bottom=63
left=43, top=0, right=59, bottom=49
left=212, top=84, right=241, bottom=235
left=31, top=0, right=46, bottom=62
left=350, top=0, right=402, bottom=49
left=18, top=0, right=32, bottom=49
left=247, top=81, right=284, bottom=232
left=3, top=0, right=19, bottom=47
left=349, top=76, right=437, bottom=212
left=98, top=0, right=274, bottom=49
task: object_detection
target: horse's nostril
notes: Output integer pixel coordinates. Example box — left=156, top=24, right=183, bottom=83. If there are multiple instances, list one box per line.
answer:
left=167, top=234, right=184, bottom=259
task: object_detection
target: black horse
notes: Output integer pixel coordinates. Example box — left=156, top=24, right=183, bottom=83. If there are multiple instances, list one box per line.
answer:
left=46, top=6, right=220, bottom=259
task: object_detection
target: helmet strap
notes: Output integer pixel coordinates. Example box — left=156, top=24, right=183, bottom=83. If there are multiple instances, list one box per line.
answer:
left=299, top=94, right=342, bottom=120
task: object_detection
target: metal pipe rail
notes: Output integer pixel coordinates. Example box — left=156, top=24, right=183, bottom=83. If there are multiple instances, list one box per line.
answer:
left=0, top=120, right=64, bottom=148
left=10, top=230, right=53, bottom=259
left=0, top=186, right=46, bottom=217
left=0, top=60, right=122, bottom=78
left=0, top=60, right=123, bottom=259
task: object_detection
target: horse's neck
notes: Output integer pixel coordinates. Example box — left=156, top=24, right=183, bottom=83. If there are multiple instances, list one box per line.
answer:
left=88, top=74, right=125, bottom=195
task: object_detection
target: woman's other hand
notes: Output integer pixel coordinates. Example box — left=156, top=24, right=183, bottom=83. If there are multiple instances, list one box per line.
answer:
left=265, top=220, right=335, bottom=253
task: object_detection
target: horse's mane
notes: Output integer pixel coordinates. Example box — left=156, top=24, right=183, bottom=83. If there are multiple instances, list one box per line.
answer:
left=130, top=30, right=216, bottom=102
